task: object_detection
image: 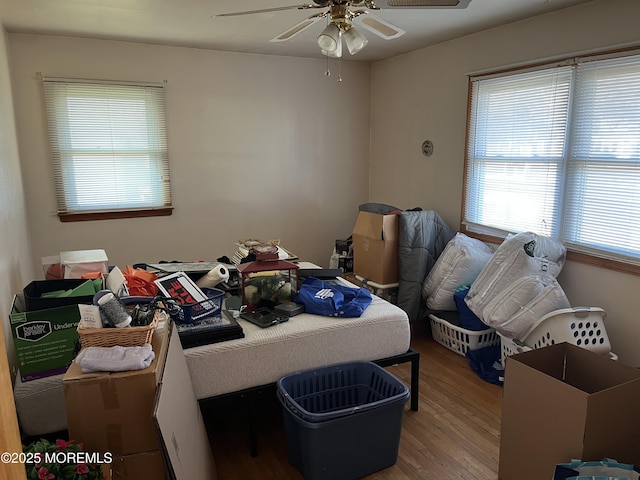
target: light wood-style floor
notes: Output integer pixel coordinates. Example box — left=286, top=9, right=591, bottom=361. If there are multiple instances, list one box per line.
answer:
left=205, top=322, right=503, bottom=479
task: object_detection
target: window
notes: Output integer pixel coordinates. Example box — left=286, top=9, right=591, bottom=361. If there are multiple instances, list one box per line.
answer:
left=464, top=50, right=640, bottom=269
left=42, top=78, right=173, bottom=221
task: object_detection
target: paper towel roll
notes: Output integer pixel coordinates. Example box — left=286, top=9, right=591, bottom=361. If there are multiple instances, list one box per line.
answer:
left=196, top=264, right=230, bottom=288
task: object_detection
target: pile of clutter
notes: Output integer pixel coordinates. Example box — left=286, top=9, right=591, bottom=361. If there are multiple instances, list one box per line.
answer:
left=422, top=232, right=615, bottom=379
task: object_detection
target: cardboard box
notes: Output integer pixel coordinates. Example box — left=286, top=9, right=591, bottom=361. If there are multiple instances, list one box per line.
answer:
left=352, top=211, right=399, bottom=284
left=499, top=343, right=640, bottom=480
left=63, top=325, right=170, bottom=456
left=10, top=294, right=81, bottom=382
left=64, top=323, right=217, bottom=479
left=154, top=322, right=218, bottom=479
left=60, top=249, right=109, bottom=279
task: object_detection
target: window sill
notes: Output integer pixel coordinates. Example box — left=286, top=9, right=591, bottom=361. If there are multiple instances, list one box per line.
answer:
left=58, top=208, right=173, bottom=222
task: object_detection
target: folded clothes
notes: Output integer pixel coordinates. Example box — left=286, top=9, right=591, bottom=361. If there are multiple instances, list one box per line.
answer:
left=76, top=343, right=155, bottom=373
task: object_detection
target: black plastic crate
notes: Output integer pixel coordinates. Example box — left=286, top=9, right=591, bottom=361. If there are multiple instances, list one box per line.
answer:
left=277, top=361, right=410, bottom=480
left=23, top=279, right=96, bottom=311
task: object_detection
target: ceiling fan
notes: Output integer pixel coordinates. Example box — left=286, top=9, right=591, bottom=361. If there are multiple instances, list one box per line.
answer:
left=217, top=0, right=472, bottom=58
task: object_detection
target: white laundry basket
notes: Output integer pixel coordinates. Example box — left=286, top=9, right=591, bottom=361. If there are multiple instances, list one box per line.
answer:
left=497, top=332, right=532, bottom=365
left=429, top=313, right=499, bottom=356
left=499, top=307, right=614, bottom=364
left=522, top=306, right=611, bottom=354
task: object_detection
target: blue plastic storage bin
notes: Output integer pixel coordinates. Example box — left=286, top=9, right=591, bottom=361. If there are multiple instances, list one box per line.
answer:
left=168, top=287, right=224, bottom=324
left=277, top=361, right=410, bottom=480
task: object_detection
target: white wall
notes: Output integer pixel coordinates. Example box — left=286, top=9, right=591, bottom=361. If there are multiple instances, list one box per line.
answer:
left=0, top=27, right=33, bottom=373
left=8, top=34, right=371, bottom=271
left=370, top=0, right=640, bottom=365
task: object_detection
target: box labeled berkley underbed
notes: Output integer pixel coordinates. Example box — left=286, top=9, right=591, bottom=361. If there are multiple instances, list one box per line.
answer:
left=10, top=294, right=81, bottom=382
left=277, top=361, right=409, bottom=480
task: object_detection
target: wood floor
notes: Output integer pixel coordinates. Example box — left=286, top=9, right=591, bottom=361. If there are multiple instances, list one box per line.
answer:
left=205, top=322, right=503, bottom=480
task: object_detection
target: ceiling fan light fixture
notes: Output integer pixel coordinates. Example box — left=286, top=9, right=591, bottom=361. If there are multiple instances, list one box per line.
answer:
left=317, top=23, right=341, bottom=53
left=343, top=25, right=368, bottom=55
left=321, top=35, right=342, bottom=57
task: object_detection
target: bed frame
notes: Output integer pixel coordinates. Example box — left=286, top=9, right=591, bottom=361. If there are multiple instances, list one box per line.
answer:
left=199, top=347, right=419, bottom=457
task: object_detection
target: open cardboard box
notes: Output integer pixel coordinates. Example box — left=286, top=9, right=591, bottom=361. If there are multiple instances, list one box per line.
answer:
left=352, top=211, right=399, bottom=285
left=499, top=342, right=640, bottom=480
left=64, top=321, right=216, bottom=479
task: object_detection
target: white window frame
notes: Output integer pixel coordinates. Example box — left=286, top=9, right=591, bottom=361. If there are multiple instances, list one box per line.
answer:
left=42, top=77, right=173, bottom=222
left=463, top=48, right=640, bottom=273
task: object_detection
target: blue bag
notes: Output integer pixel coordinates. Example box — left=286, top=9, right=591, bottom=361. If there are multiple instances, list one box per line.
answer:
left=554, top=459, right=640, bottom=480
left=294, top=277, right=372, bottom=318
left=454, top=286, right=487, bottom=331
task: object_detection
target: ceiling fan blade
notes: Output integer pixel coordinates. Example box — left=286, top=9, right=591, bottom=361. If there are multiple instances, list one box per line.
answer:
left=217, top=4, right=322, bottom=17
left=270, top=14, right=324, bottom=42
left=353, top=13, right=406, bottom=40
left=374, top=0, right=471, bottom=8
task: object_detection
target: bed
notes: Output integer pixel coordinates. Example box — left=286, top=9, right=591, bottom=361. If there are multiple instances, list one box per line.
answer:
left=184, top=274, right=418, bottom=455
left=14, top=274, right=419, bottom=456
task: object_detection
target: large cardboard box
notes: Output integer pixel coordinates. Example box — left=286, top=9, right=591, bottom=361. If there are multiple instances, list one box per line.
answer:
left=10, top=294, right=81, bottom=382
left=63, top=324, right=170, bottom=456
left=352, top=211, right=399, bottom=285
left=499, top=343, right=640, bottom=480
left=154, top=320, right=218, bottom=480
left=64, top=322, right=217, bottom=480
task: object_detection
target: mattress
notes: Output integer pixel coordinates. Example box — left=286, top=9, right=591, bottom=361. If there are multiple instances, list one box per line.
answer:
left=184, top=279, right=411, bottom=400
left=14, top=371, right=67, bottom=436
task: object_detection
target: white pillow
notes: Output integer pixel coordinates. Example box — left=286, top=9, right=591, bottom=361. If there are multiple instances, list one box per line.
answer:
left=465, top=232, right=567, bottom=319
left=422, top=233, right=494, bottom=311
left=481, top=274, right=571, bottom=339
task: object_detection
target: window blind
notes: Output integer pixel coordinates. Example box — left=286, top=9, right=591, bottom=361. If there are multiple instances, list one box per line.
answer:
left=465, top=67, right=572, bottom=237
left=465, top=50, right=640, bottom=266
left=43, top=79, right=172, bottom=215
left=565, top=55, right=640, bottom=261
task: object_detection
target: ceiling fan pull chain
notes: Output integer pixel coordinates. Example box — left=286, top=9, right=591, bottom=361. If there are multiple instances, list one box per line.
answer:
left=325, top=53, right=331, bottom=76
left=337, top=57, right=343, bottom=82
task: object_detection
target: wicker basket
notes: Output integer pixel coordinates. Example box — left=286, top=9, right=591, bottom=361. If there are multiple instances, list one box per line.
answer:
left=77, top=309, right=165, bottom=348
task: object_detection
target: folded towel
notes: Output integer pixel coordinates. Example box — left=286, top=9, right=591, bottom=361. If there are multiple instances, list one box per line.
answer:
left=76, top=343, right=155, bottom=373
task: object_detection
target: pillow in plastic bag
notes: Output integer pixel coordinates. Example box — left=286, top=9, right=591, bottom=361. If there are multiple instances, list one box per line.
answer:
left=422, top=233, right=494, bottom=311
left=481, top=274, right=571, bottom=339
left=465, top=232, right=566, bottom=320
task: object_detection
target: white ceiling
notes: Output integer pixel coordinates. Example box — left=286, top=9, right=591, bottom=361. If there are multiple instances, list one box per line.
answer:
left=0, top=0, right=594, bottom=62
